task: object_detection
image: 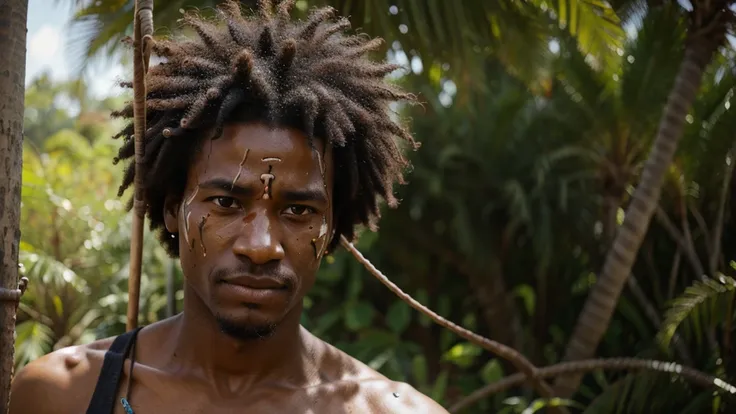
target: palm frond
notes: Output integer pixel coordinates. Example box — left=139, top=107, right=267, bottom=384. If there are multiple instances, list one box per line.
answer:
left=619, top=3, right=687, bottom=136
left=609, top=0, right=650, bottom=29
left=65, top=0, right=210, bottom=70
left=535, top=0, right=626, bottom=72
left=325, top=0, right=551, bottom=90
left=583, top=370, right=708, bottom=414
left=19, top=250, right=88, bottom=294
left=553, top=34, right=615, bottom=126
left=678, top=54, right=736, bottom=193
left=14, top=321, right=55, bottom=369
left=658, top=275, right=736, bottom=349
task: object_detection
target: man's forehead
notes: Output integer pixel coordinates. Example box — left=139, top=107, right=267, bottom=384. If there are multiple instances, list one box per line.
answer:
left=212, top=123, right=324, bottom=157
left=192, top=122, right=331, bottom=181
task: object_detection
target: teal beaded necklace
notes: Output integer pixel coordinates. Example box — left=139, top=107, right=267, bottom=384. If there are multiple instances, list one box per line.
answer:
left=120, top=340, right=137, bottom=414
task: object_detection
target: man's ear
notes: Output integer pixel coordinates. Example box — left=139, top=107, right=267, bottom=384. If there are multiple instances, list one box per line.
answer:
left=163, top=195, right=180, bottom=234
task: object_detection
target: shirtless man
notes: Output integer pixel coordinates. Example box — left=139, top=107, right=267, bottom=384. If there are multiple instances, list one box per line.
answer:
left=9, top=1, right=448, bottom=413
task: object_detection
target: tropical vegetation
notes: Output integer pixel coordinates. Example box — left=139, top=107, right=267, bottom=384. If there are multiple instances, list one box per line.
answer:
left=5, top=0, right=736, bottom=413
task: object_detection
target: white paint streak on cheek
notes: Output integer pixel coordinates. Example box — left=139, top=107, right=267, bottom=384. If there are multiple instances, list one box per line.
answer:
left=180, top=186, right=200, bottom=251
left=185, top=186, right=199, bottom=207
left=319, top=217, right=328, bottom=238
left=184, top=211, right=192, bottom=249
left=318, top=216, right=330, bottom=258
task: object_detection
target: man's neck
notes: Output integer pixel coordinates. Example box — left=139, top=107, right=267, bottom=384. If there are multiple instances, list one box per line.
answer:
left=162, top=288, right=318, bottom=389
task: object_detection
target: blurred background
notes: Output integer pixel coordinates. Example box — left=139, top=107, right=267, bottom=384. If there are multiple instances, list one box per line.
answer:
left=14, top=0, right=736, bottom=412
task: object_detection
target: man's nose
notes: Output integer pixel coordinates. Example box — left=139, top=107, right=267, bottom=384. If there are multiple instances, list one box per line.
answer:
left=232, top=210, right=285, bottom=264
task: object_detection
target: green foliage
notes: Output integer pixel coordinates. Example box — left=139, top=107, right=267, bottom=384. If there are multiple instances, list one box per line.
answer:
left=658, top=275, right=736, bottom=349
left=582, top=371, right=707, bottom=414
left=16, top=74, right=178, bottom=369
left=22, top=1, right=736, bottom=413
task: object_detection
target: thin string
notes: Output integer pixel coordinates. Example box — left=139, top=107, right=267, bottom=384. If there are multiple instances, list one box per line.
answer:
left=120, top=339, right=137, bottom=414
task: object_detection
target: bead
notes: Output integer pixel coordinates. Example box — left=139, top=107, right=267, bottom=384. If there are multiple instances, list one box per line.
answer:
left=121, top=398, right=135, bottom=414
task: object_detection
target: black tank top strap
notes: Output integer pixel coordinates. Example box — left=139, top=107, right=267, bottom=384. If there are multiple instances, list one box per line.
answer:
left=86, top=328, right=142, bottom=414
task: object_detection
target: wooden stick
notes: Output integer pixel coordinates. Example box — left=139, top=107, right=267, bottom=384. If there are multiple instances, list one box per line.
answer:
left=127, top=0, right=154, bottom=331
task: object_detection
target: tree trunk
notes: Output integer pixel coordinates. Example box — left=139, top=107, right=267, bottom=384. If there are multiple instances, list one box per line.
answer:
left=554, top=38, right=720, bottom=397
left=0, top=1, right=29, bottom=412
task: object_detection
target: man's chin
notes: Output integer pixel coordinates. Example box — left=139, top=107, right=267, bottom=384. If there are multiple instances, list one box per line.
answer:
left=215, top=316, right=278, bottom=341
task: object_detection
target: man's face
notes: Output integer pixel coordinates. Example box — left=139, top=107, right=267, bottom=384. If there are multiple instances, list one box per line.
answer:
left=165, top=122, right=334, bottom=340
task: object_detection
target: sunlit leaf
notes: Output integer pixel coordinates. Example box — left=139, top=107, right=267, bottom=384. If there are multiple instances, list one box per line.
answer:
left=442, top=342, right=482, bottom=368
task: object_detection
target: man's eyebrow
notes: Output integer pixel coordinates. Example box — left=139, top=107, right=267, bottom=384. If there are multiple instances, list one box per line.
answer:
left=198, top=178, right=255, bottom=196
left=280, top=188, right=328, bottom=204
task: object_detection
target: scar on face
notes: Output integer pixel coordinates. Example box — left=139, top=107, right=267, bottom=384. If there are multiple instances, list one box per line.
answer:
left=231, top=148, right=250, bottom=190
left=198, top=213, right=210, bottom=257
left=260, top=165, right=275, bottom=200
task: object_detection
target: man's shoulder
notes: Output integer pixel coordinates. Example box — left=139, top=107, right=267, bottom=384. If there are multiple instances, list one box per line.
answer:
left=8, top=336, right=115, bottom=414
left=315, top=338, right=448, bottom=413
left=357, top=378, right=450, bottom=413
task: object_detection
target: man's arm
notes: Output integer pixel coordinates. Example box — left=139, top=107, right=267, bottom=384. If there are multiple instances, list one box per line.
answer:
left=9, top=346, right=96, bottom=414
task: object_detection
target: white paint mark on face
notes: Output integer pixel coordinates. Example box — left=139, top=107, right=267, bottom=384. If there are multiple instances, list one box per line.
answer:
left=180, top=186, right=199, bottom=249
left=319, top=217, right=328, bottom=238
left=314, top=150, right=326, bottom=176
left=231, top=149, right=250, bottom=190
left=260, top=172, right=275, bottom=200
left=317, top=215, right=330, bottom=257
left=183, top=210, right=192, bottom=247
left=261, top=157, right=282, bottom=163
left=185, top=186, right=199, bottom=207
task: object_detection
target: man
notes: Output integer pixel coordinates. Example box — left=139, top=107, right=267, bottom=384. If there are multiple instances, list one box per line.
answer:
left=10, top=1, right=448, bottom=413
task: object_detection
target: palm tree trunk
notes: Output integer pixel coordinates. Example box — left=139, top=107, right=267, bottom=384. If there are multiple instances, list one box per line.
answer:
left=554, top=37, right=721, bottom=397
left=0, top=1, right=29, bottom=412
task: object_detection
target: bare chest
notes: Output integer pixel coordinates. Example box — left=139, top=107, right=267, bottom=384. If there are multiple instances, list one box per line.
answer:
left=113, top=389, right=334, bottom=414
left=106, top=370, right=381, bottom=414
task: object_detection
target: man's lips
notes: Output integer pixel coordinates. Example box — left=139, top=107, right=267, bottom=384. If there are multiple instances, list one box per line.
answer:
left=219, top=274, right=287, bottom=290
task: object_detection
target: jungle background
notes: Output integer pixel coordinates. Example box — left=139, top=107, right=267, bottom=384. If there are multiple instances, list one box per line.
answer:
left=10, top=0, right=736, bottom=413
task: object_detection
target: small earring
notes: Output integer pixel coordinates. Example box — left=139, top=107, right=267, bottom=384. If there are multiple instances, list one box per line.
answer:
left=170, top=233, right=177, bottom=239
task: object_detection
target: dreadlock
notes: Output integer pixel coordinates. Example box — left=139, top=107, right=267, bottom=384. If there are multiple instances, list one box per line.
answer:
left=112, top=0, right=418, bottom=257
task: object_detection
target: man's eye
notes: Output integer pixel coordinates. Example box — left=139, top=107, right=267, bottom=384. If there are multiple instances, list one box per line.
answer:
left=212, top=197, right=240, bottom=209
left=284, top=205, right=314, bottom=216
